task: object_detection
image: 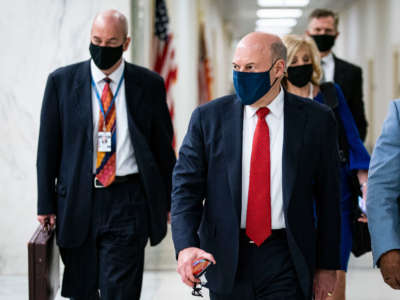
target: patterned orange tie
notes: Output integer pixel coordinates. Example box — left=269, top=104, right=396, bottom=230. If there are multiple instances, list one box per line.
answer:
left=95, top=78, right=116, bottom=187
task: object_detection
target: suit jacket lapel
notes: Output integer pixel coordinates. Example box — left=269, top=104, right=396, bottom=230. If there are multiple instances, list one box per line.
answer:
left=282, top=92, right=307, bottom=212
left=222, top=97, right=243, bottom=220
left=73, top=60, right=93, bottom=142
left=124, top=64, right=145, bottom=131
left=333, top=55, right=345, bottom=84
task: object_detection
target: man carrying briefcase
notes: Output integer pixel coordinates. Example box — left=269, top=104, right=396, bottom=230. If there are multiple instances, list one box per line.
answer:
left=28, top=223, right=59, bottom=300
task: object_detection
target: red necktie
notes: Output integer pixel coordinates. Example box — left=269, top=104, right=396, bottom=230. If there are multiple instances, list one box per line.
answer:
left=246, top=107, right=272, bottom=246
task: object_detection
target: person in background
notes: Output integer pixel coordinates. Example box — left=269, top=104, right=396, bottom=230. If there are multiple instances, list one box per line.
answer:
left=306, top=8, right=368, bottom=142
left=36, top=9, right=176, bottom=300
left=172, top=31, right=341, bottom=300
left=367, top=100, right=400, bottom=290
left=282, top=34, right=370, bottom=300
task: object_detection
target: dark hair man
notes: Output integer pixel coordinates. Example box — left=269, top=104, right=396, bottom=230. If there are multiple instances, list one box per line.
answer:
left=307, top=9, right=368, bottom=141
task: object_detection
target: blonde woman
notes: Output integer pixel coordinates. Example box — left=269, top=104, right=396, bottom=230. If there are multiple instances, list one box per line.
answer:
left=282, top=34, right=370, bottom=300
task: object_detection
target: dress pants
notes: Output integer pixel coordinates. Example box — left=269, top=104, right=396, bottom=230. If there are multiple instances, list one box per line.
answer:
left=339, top=166, right=354, bottom=271
left=210, top=230, right=304, bottom=300
left=59, top=175, right=148, bottom=300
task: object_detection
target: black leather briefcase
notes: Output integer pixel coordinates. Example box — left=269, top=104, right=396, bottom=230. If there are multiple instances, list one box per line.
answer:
left=348, top=173, right=371, bottom=257
left=351, top=207, right=372, bottom=257
left=28, top=224, right=60, bottom=300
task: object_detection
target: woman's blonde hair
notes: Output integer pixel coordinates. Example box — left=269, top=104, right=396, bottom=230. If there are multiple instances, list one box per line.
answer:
left=282, top=34, right=322, bottom=85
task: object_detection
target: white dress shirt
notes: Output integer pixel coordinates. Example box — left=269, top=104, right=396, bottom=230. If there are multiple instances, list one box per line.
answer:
left=241, top=87, right=285, bottom=229
left=321, top=52, right=335, bottom=82
left=91, top=59, right=139, bottom=175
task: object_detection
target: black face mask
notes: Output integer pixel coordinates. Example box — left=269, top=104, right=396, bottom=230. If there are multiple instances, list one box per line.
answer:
left=310, top=34, right=336, bottom=52
left=89, top=42, right=123, bottom=70
left=287, top=64, right=313, bottom=88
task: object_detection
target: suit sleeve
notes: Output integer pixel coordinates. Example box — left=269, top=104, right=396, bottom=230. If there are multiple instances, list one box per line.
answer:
left=314, top=109, right=341, bottom=270
left=171, top=107, right=206, bottom=256
left=150, top=78, right=176, bottom=211
left=36, top=73, right=62, bottom=215
left=350, top=67, right=368, bottom=141
left=367, top=101, right=400, bottom=266
left=334, top=84, right=370, bottom=171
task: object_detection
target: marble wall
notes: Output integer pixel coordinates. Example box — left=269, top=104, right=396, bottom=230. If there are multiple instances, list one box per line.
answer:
left=0, top=0, right=234, bottom=275
left=0, top=0, right=132, bottom=275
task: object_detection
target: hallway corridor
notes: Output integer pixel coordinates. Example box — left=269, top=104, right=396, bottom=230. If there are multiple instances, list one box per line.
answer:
left=2, top=1, right=400, bottom=299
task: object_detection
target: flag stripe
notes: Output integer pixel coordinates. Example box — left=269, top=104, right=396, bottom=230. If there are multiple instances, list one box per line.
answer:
left=153, top=0, right=178, bottom=149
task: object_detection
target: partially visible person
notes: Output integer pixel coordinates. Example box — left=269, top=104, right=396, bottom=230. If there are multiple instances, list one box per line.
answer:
left=367, top=100, right=400, bottom=290
left=282, top=34, right=370, bottom=300
left=172, top=31, right=341, bottom=300
left=36, top=9, right=176, bottom=300
left=306, top=8, right=368, bottom=141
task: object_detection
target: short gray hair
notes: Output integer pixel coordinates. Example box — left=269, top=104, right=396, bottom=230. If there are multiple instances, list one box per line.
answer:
left=270, top=41, right=287, bottom=64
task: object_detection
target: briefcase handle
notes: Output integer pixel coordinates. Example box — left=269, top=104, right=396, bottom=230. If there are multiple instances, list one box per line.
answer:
left=42, top=219, right=55, bottom=234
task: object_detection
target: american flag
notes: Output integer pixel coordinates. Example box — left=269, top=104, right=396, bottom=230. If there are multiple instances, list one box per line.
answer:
left=153, top=0, right=178, bottom=149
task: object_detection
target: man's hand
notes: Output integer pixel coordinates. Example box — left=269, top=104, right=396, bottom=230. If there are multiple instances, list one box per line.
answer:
left=357, top=213, right=368, bottom=223
left=379, top=250, right=400, bottom=289
left=313, top=269, right=336, bottom=300
left=37, top=214, right=56, bottom=228
left=177, top=247, right=216, bottom=287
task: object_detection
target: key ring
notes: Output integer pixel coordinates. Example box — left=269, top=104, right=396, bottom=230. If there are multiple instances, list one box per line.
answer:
left=192, top=281, right=206, bottom=297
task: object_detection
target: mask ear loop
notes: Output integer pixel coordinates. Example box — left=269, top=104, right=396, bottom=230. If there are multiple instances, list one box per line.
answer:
left=268, top=59, right=283, bottom=89
left=270, top=76, right=280, bottom=88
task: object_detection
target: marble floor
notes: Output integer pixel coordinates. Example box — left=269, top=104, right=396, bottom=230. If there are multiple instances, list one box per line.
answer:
left=0, top=254, right=398, bottom=300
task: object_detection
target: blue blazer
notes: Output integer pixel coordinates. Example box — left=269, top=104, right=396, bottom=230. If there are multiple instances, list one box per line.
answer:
left=36, top=60, right=176, bottom=248
left=367, top=100, right=400, bottom=265
left=171, top=91, right=341, bottom=298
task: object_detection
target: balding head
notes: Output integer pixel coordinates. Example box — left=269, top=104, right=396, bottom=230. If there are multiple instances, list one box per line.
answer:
left=92, top=9, right=128, bottom=38
left=91, top=10, right=130, bottom=50
left=234, top=32, right=286, bottom=72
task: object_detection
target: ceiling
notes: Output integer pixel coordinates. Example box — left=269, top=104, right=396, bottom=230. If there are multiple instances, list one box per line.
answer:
left=215, top=0, right=354, bottom=41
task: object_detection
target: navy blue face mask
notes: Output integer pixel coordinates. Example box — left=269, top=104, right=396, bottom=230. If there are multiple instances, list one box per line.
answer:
left=233, top=61, right=279, bottom=105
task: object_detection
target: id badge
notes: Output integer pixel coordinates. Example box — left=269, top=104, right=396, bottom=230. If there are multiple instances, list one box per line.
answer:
left=98, top=132, right=112, bottom=152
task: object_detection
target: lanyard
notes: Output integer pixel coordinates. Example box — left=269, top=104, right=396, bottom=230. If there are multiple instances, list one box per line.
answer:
left=91, top=73, right=124, bottom=130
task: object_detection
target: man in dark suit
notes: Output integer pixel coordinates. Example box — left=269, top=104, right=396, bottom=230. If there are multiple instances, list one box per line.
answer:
left=306, top=8, right=368, bottom=141
left=171, top=32, right=341, bottom=300
left=36, top=10, right=176, bottom=300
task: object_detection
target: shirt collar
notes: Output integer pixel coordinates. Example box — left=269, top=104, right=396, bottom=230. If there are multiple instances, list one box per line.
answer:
left=321, top=52, right=334, bottom=65
left=244, top=86, right=284, bottom=120
left=90, top=59, right=125, bottom=84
